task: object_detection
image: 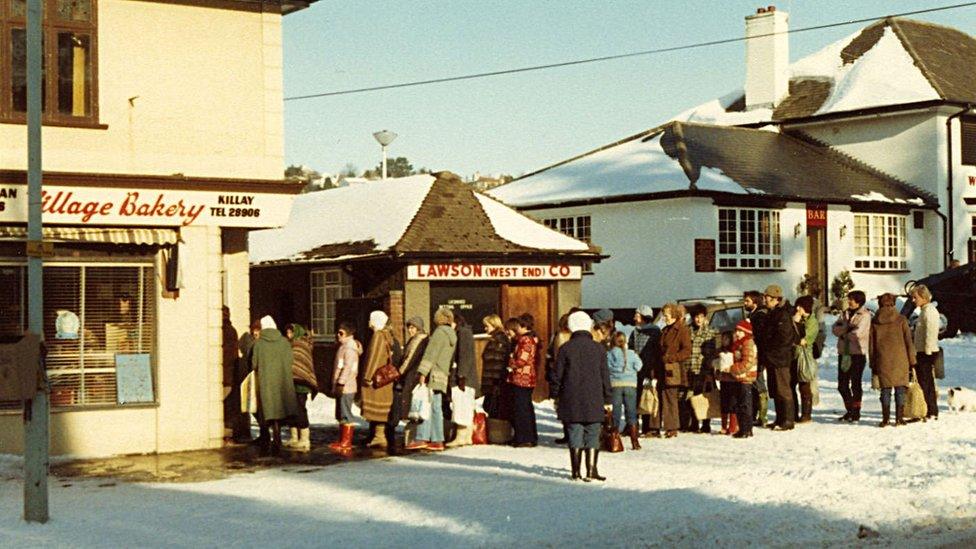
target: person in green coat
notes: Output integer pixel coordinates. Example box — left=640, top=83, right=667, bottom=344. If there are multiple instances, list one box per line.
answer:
left=252, top=315, right=298, bottom=455
left=792, top=296, right=820, bottom=423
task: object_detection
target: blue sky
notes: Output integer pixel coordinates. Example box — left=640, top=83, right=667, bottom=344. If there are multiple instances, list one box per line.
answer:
left=282, top=1, right=976, bottom=179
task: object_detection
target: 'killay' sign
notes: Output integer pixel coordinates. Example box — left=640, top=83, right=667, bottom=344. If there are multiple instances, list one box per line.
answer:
left=0, top=184, right=293, bottom=227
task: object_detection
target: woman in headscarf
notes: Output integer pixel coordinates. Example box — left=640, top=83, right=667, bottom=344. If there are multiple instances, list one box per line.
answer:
left=285, top=323, right=317, bottom=452
left=251, top=315, right=298, bottom=456
left=392, top=316, right=429, bottom=449
left=361, top=310, right=399, bottom=449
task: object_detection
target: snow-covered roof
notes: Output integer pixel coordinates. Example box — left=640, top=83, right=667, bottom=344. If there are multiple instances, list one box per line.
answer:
left=250, top=172, right=595, bottom=265
left=680, top=17, right=976, bottom=124
left=489, top=122, right=936, bottom=209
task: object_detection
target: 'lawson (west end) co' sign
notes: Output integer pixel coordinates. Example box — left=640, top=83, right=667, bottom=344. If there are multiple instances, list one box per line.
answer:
left=407, top=263, right=583, bottom=281
left=0, top=185, right=293, bottom=228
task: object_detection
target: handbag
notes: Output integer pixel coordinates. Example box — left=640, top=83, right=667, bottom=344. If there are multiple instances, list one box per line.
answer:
left=934, top=348, right=945, bottom=380
left=690, top=390, right=722, bottom=420
left=797, top=347, right=818, bottom=383
left=487, top=418, right=513, bottom=444
left=372, top=361, right=400, bottom=389
left=600, top=409, right=625, bottom=453
left=471, top=412, right=488, bottom=445
left=638, top=385, right=659, bottom=417
left=904, top=371, right=927, bottom=420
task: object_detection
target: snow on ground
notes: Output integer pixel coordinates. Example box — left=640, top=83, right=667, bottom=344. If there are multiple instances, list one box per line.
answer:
left=2, top=334, right=976, bottom=547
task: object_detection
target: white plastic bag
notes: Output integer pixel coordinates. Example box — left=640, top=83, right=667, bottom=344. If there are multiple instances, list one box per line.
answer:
left=408, top=384, right=432, bottom=422
left=718, top=351, right=733, bottom=373
left=451, top=386, right=476, bottom=427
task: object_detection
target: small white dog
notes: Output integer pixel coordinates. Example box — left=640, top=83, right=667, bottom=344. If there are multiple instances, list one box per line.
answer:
left=947, top=387, right=976, bottom=412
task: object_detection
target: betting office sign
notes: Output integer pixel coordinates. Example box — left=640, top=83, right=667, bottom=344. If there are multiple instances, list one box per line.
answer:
left=0, top=184, right=292, bottom=228
left=407, top=263, right=583, bottom=281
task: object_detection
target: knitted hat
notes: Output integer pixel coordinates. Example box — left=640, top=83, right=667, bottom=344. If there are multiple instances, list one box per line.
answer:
left=369, top=310, right=389, bottom=330
left=592, top=308, right=614, bottom=324
left=406, top=316, right=425, bottom=331
left=259, top=315, right=277, bottom=330
left=735, top=319, right=753, bottom=335
left=567, top=311, right=593, bottom=333
left=637, top=305, right=654, bottom=318
left=764, top=284, right=784, bottom=299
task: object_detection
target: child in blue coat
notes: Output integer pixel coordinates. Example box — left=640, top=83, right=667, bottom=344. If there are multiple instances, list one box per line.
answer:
left=608, top=332, right=643, bottom=449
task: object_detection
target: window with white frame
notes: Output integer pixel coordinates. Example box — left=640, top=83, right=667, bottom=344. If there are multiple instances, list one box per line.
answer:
left=542, top=215, right=592, bottom=273
left=310, top=268, right=351, bottom=339
left=853, top=214, right=907, bottom=270
left=0, top=262, right=156, bottom=409
left=717, top=207, right=782, bottom=269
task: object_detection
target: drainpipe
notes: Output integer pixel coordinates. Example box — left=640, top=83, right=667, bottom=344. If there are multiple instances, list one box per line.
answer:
left=946, top=105, right=974, bottom=267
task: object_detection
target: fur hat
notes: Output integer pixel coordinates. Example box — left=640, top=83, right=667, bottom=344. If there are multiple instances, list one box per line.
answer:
left=259, top=315, right=277, bottom=330
left=735, top=319, right=753, bottom=335
left=764, top=284, right=784, bottom=299
left=406, top=316, right=425, bottom=331
left=637, top=305, right=654, bottom=318
left=568, top=311, right=593, bottom=333
left=369, top=310, right=389, bottom=330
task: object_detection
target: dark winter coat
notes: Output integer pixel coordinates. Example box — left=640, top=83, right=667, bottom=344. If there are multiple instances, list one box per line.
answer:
left=551, top=330, right=612, bottom=424
left=251, top=328, right=298, bottom=421
left=747, top=306, right=769, bottom=369
left=391, top=332, right=429, bottom=423
left=481, top=329, right=511, bottom=395
left=453, top=324, right=480, bottom=396
left=629, top=323, right=662, bottom=379
left=869, top=306, right=916, bottom=388
left=763, top=302, right=795, bottom=370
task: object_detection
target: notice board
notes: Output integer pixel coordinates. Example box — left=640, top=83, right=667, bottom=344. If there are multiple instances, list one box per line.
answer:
left=115, top=353, right=154, bottom=404
left=694, top=239, right=716, bottom=272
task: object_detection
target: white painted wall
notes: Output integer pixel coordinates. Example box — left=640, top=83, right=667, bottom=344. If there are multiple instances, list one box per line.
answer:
left=527, top=197, right=936, bottom=310
left=0, top=0, right=284, bottom=180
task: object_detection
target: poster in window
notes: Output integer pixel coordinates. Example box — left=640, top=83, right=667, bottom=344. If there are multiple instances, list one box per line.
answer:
left=694, top=239, right=716, bottom=272
left=429, top=284, right=500, bottom=329
left=115, top=353, right=154, bottom=404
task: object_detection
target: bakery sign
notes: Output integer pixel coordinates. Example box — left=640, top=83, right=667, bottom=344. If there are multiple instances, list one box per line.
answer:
left=407, top=263, right=582, bottom=281
left=0, top=185, right=292, bottom=228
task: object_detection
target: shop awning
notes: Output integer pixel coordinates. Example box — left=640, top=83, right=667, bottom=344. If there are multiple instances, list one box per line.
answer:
left=0, top=226, right=179, bottom=246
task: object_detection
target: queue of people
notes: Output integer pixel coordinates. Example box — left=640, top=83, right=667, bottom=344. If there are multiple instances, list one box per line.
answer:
left=225, top=281, right=943, bottom=477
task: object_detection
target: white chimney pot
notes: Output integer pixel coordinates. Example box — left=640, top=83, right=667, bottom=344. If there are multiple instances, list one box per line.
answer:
left=745, top=6, right=789, bottom=110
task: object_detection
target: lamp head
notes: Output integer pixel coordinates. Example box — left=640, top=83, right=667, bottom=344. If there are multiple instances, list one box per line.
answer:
left=373, top=130, right=397, bottom=146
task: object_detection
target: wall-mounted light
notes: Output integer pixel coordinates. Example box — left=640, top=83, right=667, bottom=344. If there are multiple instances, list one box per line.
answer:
left=794, top=223, right=802, bottom=238
left=840, top=225, right=848, bottom=239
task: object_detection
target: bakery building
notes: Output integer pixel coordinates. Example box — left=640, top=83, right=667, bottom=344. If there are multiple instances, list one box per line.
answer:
left=249, top=172, right=600, bottom=400
left=0, top=0, right=314, bottom=457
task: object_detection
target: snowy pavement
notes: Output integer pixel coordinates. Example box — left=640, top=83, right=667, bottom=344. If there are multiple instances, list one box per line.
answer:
left=2, top=335, right=976, bottom=547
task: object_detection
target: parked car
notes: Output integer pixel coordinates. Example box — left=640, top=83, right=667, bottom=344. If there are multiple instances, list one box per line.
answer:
left=901, top=262, right=976, bottom=338
left=653, top=296, right=746, bottom=335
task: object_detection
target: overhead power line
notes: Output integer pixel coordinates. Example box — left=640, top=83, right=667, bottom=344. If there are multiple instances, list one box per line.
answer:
left=284, top=2, right=976, bottom=101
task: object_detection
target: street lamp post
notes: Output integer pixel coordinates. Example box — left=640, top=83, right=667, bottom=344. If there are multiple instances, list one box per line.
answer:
left=372, top=130, right=397, bottom=180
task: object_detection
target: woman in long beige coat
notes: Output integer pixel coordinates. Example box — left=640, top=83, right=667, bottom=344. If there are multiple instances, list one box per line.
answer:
left=869, top=293, right=916, bottom=427
left=361, top=310, right=398, bottom=449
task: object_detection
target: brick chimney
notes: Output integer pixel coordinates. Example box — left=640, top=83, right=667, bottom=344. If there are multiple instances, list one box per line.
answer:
left=745, top=5, right=789, bottom=110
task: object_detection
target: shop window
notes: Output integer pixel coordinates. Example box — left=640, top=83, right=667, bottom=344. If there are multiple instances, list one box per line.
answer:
left=542, top=215, right=592, bottom=273
left=0, top=262, right=155, bottom=410
left=962, top=117, right=976, bottom=166
left=717, top=207, right=782, bottom=269
left=2, top=0, right=98, bottom=124
left=310, top=268, right=351, bottom=340
left=853, top=214, right=907, bottom=271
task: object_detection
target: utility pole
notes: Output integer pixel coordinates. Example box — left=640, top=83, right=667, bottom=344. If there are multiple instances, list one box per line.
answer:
left=24, top=0, right=49, bottom=524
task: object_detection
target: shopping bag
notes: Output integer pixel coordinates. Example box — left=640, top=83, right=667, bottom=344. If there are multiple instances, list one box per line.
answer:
left=471, top=412, right=488, bottom=445
left=487, top=418, right=513, bottom=444
left=600, top=409, right=625, bottom=453
left=934, top=348, right=945, bottom=380
left=797, top=347, right=818, bottom=383
left=408, top=384, right=432, bottom=422
left=451, top=386, right=476, bottom=427
left=905, top=372, right=927, bottom=420
left=690, top=390, right=722, bottom=421
left=638, top=384, right=659, bottom=416
left=240, top=371, right=257, bottom=414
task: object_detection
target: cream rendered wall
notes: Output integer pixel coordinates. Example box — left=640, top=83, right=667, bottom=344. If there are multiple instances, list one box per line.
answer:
left=0, top=1, right=284, bottom=180
left=529, top=198, right=933, bottom=309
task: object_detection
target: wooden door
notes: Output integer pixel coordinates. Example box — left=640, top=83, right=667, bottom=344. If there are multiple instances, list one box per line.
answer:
left=806, top=226, right=827, bottom=302
left=500, top=284, right=552, bottom=402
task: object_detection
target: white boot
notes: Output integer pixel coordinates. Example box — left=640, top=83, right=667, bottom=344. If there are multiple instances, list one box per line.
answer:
left=296, top=428, right=311, bottom=452
left=284, top=427, right=300, bottom=448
